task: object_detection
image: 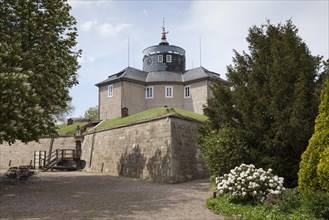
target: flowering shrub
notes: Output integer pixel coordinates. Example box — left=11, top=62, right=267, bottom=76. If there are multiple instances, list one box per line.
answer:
left=216, top=164, right=285, bottom=203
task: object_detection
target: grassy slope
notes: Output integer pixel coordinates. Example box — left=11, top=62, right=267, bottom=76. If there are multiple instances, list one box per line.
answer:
left=90, top=107, right=207, bottom=132
left=56, top=107, right=207, bottom=136
left=56, top=122, right=88, bottom=136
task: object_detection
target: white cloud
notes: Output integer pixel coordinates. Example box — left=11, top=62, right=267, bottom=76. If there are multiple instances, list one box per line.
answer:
left=98, top=23, right=132, bottom=37
left=80, top=19, right=98, bottom=32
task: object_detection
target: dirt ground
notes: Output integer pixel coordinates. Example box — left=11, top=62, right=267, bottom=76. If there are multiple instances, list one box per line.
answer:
left=0, top=171, right=222, bottom=220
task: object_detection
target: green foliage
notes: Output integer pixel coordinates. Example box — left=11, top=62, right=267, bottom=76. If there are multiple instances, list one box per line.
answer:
left=84, top=106, right=99, bottom=122
left=53, top=101, right=75, bottom=124
left=200, top=20, right=323, bottom=187
left=298, top=80, right=329, bottom=193
left=302, top=191, right=329, bottom=219
left=275, top=188, right=301, bottom=213
left=317, top=147, right=329, bottom=192
left=198, top=126, right=248, bottom=175
left=206, top=192, right=321, bottom=220
left=0, top=0, right=81, bottom=144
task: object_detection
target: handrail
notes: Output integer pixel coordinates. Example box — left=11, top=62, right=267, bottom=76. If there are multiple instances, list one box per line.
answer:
left=42, top=149, right=78, bottom=168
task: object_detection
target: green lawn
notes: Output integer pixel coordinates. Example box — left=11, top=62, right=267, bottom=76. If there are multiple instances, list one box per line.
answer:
left=56, top=122, right=88, bottom=136
left=90, top=107, right=207, bottom=132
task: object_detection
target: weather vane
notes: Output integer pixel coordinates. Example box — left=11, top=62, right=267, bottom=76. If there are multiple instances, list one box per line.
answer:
left=161, top=17, right=169, bottom=42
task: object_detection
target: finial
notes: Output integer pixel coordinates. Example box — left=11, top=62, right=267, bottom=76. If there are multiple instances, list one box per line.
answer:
left=160, top=18, right=169, bottom=45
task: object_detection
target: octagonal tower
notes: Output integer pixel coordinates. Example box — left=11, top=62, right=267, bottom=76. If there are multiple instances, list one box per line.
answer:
left=142, top=24, right=186, bottom=73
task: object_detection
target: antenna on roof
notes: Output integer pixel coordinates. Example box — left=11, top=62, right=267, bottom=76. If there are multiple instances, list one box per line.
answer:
left=199, top=37, right=202, bottom=67
left=128, top=37, right=130, bottom=67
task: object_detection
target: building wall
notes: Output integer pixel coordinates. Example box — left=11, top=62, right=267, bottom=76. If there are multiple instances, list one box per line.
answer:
left=184, top=80, right=209, bottom=115
left=98, top=79, right=210, bottom=120
left=146, top=84, right=184, bottom=110
left=99, top=82, right=122, bottom=120
left=122, top=81, right=146, bottom=116
left=81, top=116, right=209, bottom=183
left=0, top=137, right=76, bottom=170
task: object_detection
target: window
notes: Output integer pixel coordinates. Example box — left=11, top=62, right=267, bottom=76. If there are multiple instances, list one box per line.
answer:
left=166, top=55, right=172, bottom=63
left=184, top=85, right=191, bottom=98
left=158, top=55, right=163, bottom=62
left=165, top=86, right=173, bottom=98
left=145, top=86, right=153, bottom=99
left=108, top=85, right=113, bottom=97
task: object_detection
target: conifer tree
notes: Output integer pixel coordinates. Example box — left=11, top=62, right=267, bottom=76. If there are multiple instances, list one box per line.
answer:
left=0, top=0, right=81, bottom=144
left=200, top=20, right=323, bottom=187
left=298, top=71, right=329, bottom=193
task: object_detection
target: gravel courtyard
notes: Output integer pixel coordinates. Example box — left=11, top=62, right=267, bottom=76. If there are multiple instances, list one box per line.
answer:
left=0, top=171, right=222, bottom=219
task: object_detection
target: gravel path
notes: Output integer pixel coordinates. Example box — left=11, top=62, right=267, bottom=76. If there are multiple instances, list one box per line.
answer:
left=0, top=171, right=222, bottom=219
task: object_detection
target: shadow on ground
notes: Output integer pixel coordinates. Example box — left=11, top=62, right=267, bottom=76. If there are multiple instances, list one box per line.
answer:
left=0, top=172, right=218, bottom=219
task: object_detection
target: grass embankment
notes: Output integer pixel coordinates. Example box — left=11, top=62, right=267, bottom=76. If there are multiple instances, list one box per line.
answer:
left=56, top=107, right=207, bottom=135
left=56, top=122, right=88, bottom=136
left=91, top=107, right=207, bottom=132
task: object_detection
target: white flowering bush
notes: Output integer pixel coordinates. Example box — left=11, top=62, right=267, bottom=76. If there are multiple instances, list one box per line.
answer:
left=215, top=164, right=285, bottom=203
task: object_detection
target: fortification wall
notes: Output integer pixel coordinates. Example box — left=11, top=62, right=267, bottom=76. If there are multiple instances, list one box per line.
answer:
left=0, top=117, right=209, bottom=183
left=0, top=137, right=76, bottom=170
left=81, top=116, right=209, bottom=183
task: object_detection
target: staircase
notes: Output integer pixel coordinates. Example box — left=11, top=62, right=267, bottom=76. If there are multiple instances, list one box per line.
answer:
left=34, top=149, right=80, bottom=171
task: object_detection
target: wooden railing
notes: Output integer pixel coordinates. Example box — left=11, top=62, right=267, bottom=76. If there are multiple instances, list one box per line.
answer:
left=41, top=149, right=79, bottom=171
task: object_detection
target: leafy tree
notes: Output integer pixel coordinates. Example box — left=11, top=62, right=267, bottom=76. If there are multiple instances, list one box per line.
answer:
left=298, top=79, right=329, bottom=194
left=53, top=101, right=76, bottom=124
left=0, top=0, right=81, bottom=144
left=84, top=106, right=99, bottom=122
left=200, top=20, right=323, bottom=187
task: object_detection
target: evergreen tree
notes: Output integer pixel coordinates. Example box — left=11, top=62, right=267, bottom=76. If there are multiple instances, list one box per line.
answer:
left=0, top=0, right=81, bottom=144
left=298, top=77, right=329, bottom=194
left=200, top=20, right=323, bottom=187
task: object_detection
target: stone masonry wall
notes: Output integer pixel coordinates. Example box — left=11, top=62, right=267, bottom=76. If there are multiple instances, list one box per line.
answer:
left=170, top=117, right=210, bottom=182
left=81, top=117, right=174, bottom=182
left=0, top=117, right=209, bottom=183
left=0, top=137, right=76, bottom=170
left=81, top=116, right=209, bottom=183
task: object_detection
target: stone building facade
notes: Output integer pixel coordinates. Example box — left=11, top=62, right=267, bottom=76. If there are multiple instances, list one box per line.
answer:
left=96, top=26, right=225, bottom=120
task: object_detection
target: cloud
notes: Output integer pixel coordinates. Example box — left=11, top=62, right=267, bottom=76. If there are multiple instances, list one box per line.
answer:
left=98, top=23, right=132, bottom=37
left=80, top=19, right=98, bottom=32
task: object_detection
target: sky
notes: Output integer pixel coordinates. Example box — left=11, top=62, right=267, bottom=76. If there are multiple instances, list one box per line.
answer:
left=67, top=0, right=329, bottom=117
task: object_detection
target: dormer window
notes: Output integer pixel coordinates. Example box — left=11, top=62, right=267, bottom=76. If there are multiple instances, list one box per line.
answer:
left=166, top=55, right=172, bottom=63
left=158, top=55, right=163, bottom=62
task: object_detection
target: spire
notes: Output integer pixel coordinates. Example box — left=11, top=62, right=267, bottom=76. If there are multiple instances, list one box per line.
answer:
left=160, top=18, right=169, bottom=45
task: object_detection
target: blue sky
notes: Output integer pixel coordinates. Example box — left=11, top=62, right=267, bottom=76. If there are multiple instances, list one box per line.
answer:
left=67, top=0, right=329, bottom=117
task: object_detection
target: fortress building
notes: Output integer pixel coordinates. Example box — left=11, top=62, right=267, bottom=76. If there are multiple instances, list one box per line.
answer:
left=96, top=24, right=224, bottom=120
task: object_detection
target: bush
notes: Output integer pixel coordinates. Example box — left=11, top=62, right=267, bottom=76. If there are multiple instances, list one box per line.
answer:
left=298, top=80, right=329, bottom=194
left=275, top=188, right=301, bottom=213
left=317, top=147, right=329, bottom=192
left=198, top=127, right=248, bottom=176
left=303, top=191, right=329, bottom=219
left=215, top=164, right=285, bottom=203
